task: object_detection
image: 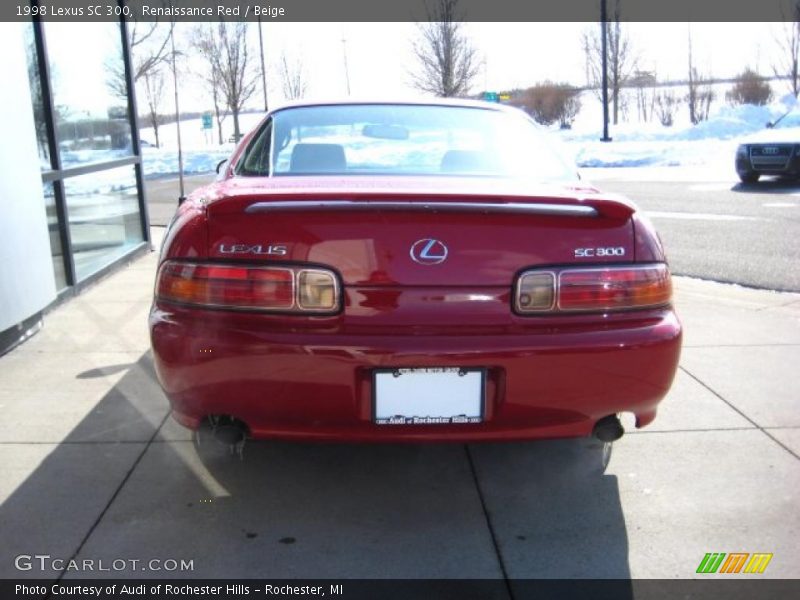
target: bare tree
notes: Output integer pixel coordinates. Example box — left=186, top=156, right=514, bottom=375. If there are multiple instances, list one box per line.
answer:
left=107, top=21, right=171, bottom=99
left=773, top=4, right=800, bottom=97
left=140, top=67, right=166, bottom=147
left=582, top=1, right=637, bottom=125
left=191, top=27, right=226, bottom=145
left=687, top=25, right=715, bottom=124
left=105, top=20, right=172, bottom=147
left=208, top=68, right=227, bottom=146
left=279, top=50, right=308, bottom=100
left=192, top=23, right=259, bottom=141
left=630, top=70, right=656, bottom=123
left=410, top=0, right=479, bottom=97
left=655, top=90, right=680, bottom=127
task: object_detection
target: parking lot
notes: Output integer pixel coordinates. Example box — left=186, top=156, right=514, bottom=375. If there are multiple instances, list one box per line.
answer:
left=1, top=176, right=799, bottom=590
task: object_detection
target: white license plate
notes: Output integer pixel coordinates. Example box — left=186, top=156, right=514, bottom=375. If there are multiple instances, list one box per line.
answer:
left=373, top=368, right=485, bottom=425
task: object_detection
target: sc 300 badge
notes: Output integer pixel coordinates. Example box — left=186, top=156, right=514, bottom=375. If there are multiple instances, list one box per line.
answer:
left=574, top=247, right=626, bottom=258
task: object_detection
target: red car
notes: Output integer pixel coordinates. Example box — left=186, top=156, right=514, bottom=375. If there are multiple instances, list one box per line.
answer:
left=149, top=100, right=681, bottom=450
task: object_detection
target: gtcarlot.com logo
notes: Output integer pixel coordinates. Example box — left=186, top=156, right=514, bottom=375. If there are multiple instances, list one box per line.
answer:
left=14, top=554, right=194, bottom=572
left=696, top=552, right=773, bottom=574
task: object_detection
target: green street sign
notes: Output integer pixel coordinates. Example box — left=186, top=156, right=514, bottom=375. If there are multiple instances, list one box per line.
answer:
left=202, top=113, right=213, bottom=129
left=483, top=91, right=499, bottom=103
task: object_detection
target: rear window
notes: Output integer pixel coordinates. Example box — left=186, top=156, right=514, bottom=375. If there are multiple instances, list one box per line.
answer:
left=235, top=103, right=575, bottom=181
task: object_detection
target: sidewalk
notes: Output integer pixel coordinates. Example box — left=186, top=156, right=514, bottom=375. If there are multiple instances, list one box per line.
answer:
left=1, top=233, right=798, bottom=581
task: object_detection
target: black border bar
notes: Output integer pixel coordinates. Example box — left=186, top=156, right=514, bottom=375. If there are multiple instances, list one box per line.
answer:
left=5, top=0, right=800, bottom=23
left=4, top=579, right=800, bottom=600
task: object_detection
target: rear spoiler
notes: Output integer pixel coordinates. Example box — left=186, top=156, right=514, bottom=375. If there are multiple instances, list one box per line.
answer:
left=243, top=200, right=625, bottom=218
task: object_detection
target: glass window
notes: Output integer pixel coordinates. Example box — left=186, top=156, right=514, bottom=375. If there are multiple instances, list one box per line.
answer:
left=44, top=22, right=133, bottom=169
left=43, top=183, right=68, bottom=291
left=63, top=165, right=143, bottom=282
left=23, top=23, right=51, bottom=171
left=239, top=104, right=575, bottom=181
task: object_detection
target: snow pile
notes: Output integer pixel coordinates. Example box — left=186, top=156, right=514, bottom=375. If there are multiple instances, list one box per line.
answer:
left=141, top=146, right=233, bottom=179
left=559, top=92, right=799, bottom=172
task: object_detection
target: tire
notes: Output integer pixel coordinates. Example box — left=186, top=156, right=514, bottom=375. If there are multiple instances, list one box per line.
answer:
left=739, top=172, right=760, bottom=184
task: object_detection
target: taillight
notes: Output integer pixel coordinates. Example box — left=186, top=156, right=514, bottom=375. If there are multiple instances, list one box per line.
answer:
left=515, top=264, right=671, bottom=314
left=156, top=261, right=340, bottom=313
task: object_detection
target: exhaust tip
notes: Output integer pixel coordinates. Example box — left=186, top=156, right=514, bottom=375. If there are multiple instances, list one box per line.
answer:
left=593, top=414, right=624, bottom=442
left=197, top=415, right=249, bottom=460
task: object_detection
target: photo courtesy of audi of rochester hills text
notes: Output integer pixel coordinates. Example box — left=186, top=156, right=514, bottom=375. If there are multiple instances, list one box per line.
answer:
left=1, top=0, right=798, bottom=599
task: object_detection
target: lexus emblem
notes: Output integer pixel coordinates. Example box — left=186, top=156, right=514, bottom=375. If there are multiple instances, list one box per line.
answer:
left=410, top=239, right=448, bottom=265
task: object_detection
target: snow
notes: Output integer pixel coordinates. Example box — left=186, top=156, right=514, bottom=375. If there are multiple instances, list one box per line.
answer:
left=557, top=89, right=800, bottom=180
left=135, top=91, right=800, bottom=182
left=139, top=111, right=265, bottom=179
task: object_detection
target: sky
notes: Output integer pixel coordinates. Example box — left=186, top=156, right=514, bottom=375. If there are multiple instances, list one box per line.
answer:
left=258, top=22, right=785, bottom=101
left=31, top=21, right=792, bottom=117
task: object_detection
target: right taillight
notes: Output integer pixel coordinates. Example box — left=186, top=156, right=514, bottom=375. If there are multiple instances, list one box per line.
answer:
left=515, top=264, right=671, bottom=314
left=156, top=261, right=340, bottom=314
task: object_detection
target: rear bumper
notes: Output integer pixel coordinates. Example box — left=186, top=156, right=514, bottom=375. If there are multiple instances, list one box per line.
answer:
left=149, top=304, right=682, bottom=442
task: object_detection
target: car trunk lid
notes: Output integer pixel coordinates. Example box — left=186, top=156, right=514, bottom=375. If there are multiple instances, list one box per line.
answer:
left=202, top=176, right=636, bottom=287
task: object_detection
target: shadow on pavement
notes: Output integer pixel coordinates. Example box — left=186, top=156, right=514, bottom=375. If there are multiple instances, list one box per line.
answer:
left=469, top=439, right=632, bottom=592
left=0, top=352, right=167, bottom=579
left=0, top=350, right=630, bottom=591
left=731, top=179, right=800, bottom=194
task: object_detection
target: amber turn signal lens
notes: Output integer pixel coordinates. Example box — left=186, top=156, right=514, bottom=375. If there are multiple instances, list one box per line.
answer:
left=516, top=272, right=555, bottom=312
left=297, top=270, right=338, bottom=310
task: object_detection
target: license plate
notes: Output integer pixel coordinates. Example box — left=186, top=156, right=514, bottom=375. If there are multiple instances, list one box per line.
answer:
left=373, top=367, right=485, bottom=425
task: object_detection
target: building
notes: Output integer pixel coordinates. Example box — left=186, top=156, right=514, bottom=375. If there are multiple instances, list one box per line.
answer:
left=0, top=19, right=150, bottom=354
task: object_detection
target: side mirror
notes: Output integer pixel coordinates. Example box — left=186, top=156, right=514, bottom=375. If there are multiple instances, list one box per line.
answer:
left=766, top=122, right=775, bottom=129
left=216, top=159, right=228, bottom=174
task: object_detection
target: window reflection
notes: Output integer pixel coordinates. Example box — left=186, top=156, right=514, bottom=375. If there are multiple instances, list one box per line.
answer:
left=64, top=166, right=143, bottom=281
left=44, top=22, right=132, bottom=168
left=23, top=23, right=50, bottom=170
left=42, top=183, right=67, bottom=290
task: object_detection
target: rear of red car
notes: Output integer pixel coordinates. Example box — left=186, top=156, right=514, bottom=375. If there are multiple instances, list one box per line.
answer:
left=149, top=101, right=681, bottom=443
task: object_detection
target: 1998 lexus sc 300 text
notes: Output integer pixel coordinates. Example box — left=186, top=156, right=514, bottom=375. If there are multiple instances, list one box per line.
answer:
left=149, top=100, right=682, bottom=446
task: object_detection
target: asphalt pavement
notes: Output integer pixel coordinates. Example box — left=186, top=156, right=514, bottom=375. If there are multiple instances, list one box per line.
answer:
left=0, top=227, right=798, bottom=585
left=589, top=176, right=800, bottom=292
left=145, top=174, right=215, bottom=227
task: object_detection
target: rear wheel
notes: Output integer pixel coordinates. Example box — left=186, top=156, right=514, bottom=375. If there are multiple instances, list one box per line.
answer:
left=739, top=172, right=760, bottom=184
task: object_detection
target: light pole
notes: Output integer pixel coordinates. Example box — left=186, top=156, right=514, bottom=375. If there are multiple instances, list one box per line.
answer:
left=258, top=17, right=268, bottom=111
left=341, top=37, right=351, bottom=96
left=600, top=0, right=612, bottom=142
left=168, top=16, right=184, bottom=200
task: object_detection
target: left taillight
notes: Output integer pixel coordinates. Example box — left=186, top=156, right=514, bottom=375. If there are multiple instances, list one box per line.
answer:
left=155, top=261, right=340, bottom=313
